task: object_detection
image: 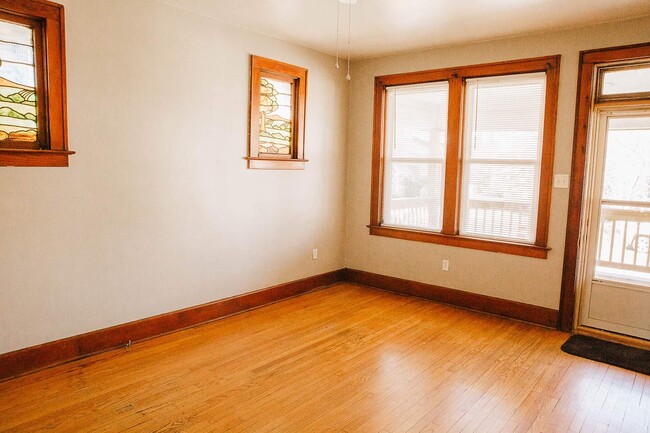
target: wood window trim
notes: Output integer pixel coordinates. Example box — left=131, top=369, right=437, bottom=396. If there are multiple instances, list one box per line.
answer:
left=558, top=42, right=650, bottom=332
left=370, top=55, right=561, bottom=259
left=0, top=0, right=71, bottom=167
left=246, top=55, right=308, bottom=170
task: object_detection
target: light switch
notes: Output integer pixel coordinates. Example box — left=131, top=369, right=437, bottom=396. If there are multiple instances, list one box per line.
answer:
left=554, top=174, right=569, bottom=188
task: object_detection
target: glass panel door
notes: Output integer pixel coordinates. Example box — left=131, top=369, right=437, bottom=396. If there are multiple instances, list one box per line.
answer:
left=579, top=110, right=650, bottom=340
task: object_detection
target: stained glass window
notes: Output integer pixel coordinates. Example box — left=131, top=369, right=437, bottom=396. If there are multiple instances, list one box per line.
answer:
left=0, top=19, right=37, bottom=144
left=259, top=77, right=292, bottom=155
left=247, top=56, right=307, bottom=170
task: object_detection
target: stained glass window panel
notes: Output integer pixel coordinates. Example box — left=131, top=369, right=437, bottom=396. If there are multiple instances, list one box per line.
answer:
left=259, top=77, right=292, bottom=155
left=0, top=19, right=37, bottom=143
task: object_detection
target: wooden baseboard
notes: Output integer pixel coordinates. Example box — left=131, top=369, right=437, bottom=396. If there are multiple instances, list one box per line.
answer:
left=0, top=267, right=560, bottom=381
left=346, top=268, right=558, bottom=328
left=0, top=269, right=346, bottom=381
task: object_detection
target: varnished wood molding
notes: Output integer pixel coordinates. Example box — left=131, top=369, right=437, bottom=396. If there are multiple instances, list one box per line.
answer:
left=346, top=268, right=558, bottom=328
left=0, top=269, right=346, bottom=381
left=0, top=267, right=560, bottom=381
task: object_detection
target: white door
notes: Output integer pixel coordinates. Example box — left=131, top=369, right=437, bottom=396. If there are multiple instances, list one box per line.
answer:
left=579, top=109, right=650, bottom=340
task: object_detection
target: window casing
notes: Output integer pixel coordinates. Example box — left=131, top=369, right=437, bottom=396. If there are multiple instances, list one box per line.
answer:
left=0, top=0, right=70, bottom=167
left=247, top=55, right=307, bottom=170
left=370, top=56, right=560, bottom=258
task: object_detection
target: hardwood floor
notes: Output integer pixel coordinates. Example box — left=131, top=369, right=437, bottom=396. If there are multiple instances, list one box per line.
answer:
left=0, top=283, right=647, bottom=432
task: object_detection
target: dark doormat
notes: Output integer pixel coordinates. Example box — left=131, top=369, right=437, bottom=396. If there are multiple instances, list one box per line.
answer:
left=561, top=334, right=650, bottom=375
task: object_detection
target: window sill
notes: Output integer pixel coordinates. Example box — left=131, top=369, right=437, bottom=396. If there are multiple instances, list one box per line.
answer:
left=245, top=157, right=308, bottom=170
left=0, top=149, right=75, bottom=167
left=368, top=225, right=549, bottom=259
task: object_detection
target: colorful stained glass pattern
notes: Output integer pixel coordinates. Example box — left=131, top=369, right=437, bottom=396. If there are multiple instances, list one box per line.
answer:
left=259, top=77, right=292, bottom=155
left=0, top=20, right=37, bottom=143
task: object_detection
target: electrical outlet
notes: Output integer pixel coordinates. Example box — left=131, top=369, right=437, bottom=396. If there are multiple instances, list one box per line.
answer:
left=312, top=248, right=318, bottom=260
left=442, top=260, right=449, bottom=271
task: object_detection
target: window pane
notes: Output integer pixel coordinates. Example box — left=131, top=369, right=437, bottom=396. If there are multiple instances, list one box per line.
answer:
left=462, top=163, right=536, bottom=241
left=259, top=77, right=292, bottom=155
left=460, top=73, right=546, bottom=243
left=383, top=82, right=448, bottom=232
left=0, top=19, right=37, bottom=143
left=602, top=116, right=650, bottom=203
left=596, top=115, right=650, bottom=283
left=385, top=162, right=445, bottom=231
left=601, top=66, right=650, bottom=96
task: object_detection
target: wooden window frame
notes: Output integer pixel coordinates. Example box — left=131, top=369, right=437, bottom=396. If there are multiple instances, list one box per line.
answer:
left=369, top=55, right=561, bottom=259
left=246, top=55, right=308, bottom=170
left=0, top=0, right=71, bottom=167
left=559, top=42, right=650, bottom=332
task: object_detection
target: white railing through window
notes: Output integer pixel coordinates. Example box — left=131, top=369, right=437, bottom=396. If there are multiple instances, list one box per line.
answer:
left=462, top=199, right=533, bottom=241
left=596, top=200, right=650, bottom=274
left=387, top=196, right=439, bottom=229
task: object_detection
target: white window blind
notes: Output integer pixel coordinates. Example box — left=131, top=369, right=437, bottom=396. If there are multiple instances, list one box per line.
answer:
left=460, top=72, right=546, bottom=243
left=383, top=82, right=449, bottom=232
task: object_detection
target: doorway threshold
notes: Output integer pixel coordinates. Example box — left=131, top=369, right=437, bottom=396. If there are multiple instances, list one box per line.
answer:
left=575, top=325, right=650, bottom=351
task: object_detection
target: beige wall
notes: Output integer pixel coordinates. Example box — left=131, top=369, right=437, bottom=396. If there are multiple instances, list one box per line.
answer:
left=344, top=17, right=650, bottom=309
left=0, top=0, right=349, bottom=354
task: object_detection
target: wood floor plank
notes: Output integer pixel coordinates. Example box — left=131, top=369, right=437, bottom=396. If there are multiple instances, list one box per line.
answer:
left=0, top=283, right=647, bottom=433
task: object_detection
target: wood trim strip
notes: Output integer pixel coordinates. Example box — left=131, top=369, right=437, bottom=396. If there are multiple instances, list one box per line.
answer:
left=535, top=56, right=561, bottom=246
left=245, top=158, right=307, bottom=170
left=0, top=149, right=74, bottom=167
left=370, top=77, right=387, bottom=226
left=0, top=269, right=346, bottom=381
left=375, top=55, right=559, bottom=86
left=575, top=326, right=650, bottom=351
left=369, top=225, right=549, bottom=258
left=346, top=268, right=558, bottom=328
left=0, top=0, right=62, bottom=21
left=581, top=43, right=650, bottom=64
left=441, top=76, right=462, bottom=235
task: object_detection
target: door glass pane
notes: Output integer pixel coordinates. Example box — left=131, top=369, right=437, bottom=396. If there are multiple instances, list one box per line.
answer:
left=0, top=19, right=37, bottom=143
left=595, top=115, right=650, bottom=285
left=382, top=82, right=448, bottom=232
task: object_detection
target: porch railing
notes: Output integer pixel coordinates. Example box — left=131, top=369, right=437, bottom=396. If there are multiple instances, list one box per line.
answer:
left=596, top=200, right=650, bottom=274
left=385, top=197, right=531, bottom=240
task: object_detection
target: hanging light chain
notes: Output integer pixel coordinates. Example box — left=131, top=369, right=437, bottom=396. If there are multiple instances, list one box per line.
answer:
left=335, top=0, right=340, bottom=69
left=346, top=0, right=352, bottom=80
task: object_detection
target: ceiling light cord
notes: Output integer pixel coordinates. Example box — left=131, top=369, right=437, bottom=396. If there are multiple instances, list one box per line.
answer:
left=346, top=1, right=351, bottom=80
left=335, top=0, right=340, bottom=69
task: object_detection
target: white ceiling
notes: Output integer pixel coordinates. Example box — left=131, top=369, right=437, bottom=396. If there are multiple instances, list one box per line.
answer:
left=158, top=0, right=650, bottom=59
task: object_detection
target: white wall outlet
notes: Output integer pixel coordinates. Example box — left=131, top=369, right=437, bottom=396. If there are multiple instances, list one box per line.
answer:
left=554, top=174, right=570, bottom=189
left=312, top=248, right=318, bottom=260
left=442, top=260, right=449, bottom=271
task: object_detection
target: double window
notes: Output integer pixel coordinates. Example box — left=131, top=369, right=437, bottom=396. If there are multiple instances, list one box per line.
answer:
left=370, top=56, right=560, bottom=258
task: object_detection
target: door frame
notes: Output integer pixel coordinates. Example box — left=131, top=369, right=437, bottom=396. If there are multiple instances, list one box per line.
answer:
left=559, top=42, right=650, bottom=332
